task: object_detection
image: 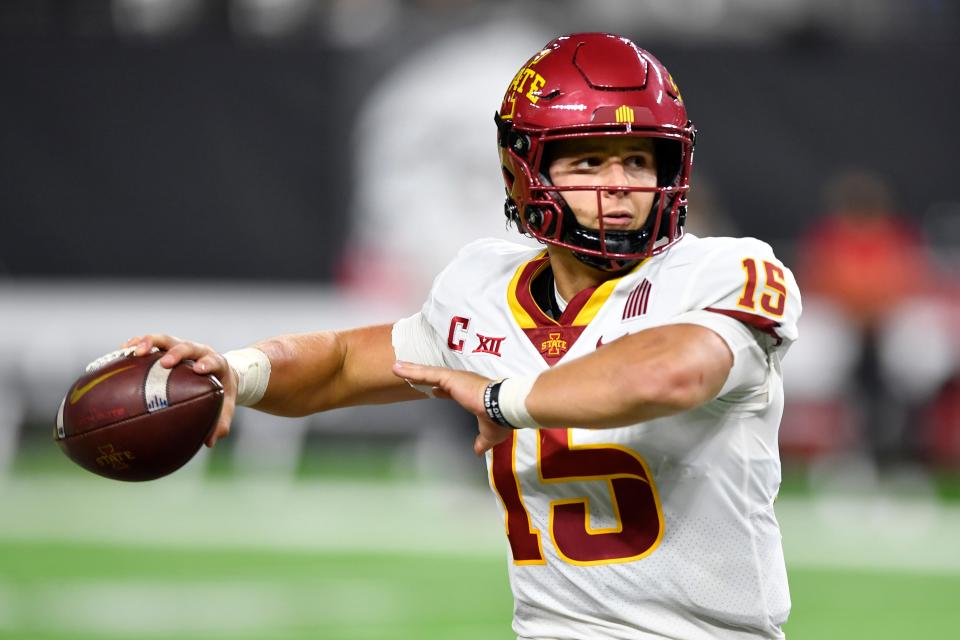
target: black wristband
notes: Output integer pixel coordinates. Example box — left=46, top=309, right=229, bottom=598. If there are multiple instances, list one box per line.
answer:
left=483, top=380, right=517, bottom=429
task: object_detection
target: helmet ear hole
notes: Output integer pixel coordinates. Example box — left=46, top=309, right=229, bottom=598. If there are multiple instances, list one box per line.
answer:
left=524, top=207, right=556, bottom=236
left=510, top=133, right=530, bottom=157
left=524, top=207, right=543, bottom=231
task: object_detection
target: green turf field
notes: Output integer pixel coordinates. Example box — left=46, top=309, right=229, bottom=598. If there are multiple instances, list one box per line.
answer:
left=2, top=539, right=959, bottom=639
left=0, top=542, right=512, bottom=640
left=3, top=456, right=960, bottom=640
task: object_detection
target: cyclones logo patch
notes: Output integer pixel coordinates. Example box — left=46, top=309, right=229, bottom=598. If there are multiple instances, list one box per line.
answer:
left=522, top=326, right=585, bottom=366
left=540, top=332, right=568, bottom=357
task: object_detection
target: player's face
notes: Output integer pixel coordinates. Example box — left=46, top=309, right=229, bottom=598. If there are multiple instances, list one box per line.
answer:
left=546, top=137, right=658, bottom=231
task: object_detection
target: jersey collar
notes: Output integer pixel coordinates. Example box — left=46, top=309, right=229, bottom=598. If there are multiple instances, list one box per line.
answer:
left=506, top=252, right=644, bottom=365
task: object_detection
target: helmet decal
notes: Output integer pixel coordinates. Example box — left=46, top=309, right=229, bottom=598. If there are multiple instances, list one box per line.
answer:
left=614, top=106, right=635, bottom=124
left=501, top=48, right=552, bottom=120
left=667, top=74, right=684, bottom=105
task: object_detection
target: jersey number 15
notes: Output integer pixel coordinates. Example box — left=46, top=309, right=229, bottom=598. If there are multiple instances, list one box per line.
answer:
left=491, top=429, right=664, bottom=566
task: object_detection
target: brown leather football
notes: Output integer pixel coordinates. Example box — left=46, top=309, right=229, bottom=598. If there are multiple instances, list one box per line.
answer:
left=54, top=350, right=224, bottom=481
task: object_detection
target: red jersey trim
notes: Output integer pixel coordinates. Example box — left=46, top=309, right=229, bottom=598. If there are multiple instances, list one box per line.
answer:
left=705, top=307, right=783, bottom=346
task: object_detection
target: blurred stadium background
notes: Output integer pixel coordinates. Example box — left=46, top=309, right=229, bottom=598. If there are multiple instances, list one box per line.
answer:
left=2, top=1, right=960, bottom=638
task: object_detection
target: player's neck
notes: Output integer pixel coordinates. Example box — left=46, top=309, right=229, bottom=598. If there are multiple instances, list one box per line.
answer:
left=546, top=247, right=618, bottom=302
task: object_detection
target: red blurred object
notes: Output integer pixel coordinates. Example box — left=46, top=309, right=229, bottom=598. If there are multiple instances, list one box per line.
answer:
left=924, top=373, right=960, bottom=468
left=797, top=171, right=934, bottom=328
left=799, top=215, right=930, bottom=326
left=779, top=400, right=860, bottom=460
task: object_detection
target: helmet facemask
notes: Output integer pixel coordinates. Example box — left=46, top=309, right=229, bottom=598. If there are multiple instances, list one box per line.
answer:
left=502, top=126, right=692, bottom=272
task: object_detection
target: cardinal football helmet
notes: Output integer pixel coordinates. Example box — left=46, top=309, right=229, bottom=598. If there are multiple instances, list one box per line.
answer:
left=496, top=33, right=696, bottom=271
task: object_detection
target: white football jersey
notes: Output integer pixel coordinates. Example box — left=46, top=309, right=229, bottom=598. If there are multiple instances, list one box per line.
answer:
left=393, top=234, right=802, bottom=640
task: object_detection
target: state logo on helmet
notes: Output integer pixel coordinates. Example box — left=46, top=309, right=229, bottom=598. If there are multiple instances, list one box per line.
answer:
left=496, top=32, right=696, bottom=271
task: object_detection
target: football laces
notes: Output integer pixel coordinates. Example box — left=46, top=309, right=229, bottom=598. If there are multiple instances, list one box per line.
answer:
left=84, top=346, right=159, bottom=373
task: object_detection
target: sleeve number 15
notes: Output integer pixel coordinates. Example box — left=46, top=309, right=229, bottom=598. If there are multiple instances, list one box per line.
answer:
left=737, top=258, right=787, bottom=317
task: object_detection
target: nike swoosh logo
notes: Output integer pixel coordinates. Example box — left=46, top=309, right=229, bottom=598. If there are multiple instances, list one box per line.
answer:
left=69, top=365, right=136, bottom=405
left=596, top=333, right=630, bottom=349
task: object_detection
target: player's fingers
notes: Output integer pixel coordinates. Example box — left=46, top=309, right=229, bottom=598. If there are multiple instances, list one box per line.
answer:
left=133, top=338, right=152, bottom=356
left=475, top=417, right=511, bottom=456
left=392, top=361, right=446, bottom=387
left=207, top=411, right=231, bottom=447
left=473, top=430, right=506, bottom=456
left=474, top=417, right=491, bottom=456
left=475, top=434, right=505, bottom=456
left=158, top=343, right=188, bottom=367
left=122, top=335, right=153, bottom=355
left=159, top=341, right=211, bottom=368
left=130, top=334, right=181, bottom=357
left=206, top=365, right=236, bottom=448
left=150, top=334, right=184, bottom=351
left=193, top=352, right=227, bottom=377
left=202, top=352, right=236, bottom=448
left=206, top=402, right=233, bottom=448
left=123, top=334, right=154, bottom=348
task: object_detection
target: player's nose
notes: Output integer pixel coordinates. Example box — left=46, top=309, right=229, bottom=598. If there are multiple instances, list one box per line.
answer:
left=602, top=160, right=629, bottom=194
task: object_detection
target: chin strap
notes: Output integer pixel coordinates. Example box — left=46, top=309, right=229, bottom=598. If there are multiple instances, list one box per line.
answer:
left=560, top=203, right=650, bottom=272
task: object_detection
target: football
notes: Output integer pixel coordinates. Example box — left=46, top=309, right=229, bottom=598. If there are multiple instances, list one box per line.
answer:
left=54, top=350, right=224, bottom=481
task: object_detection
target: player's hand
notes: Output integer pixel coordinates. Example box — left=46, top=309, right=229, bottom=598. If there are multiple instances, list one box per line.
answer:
left=122, top=334, right=237, bottom=448
left=392, top=361, right=512, bottom=456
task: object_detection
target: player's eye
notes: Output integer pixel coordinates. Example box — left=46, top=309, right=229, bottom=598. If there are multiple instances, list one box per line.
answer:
left=572, top=156, right=602, bottom=170
left=625, top=154, right=652, bottom=169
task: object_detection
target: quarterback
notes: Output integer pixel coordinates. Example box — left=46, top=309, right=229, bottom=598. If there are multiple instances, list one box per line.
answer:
left=125, top=33, right=801, bottom=639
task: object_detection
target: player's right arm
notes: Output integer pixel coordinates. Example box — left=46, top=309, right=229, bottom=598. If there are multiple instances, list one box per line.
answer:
left=251, top=325, right=425, bottom=413
left=123, top=324, right=424, bottom=446
left=123, top=241, right=497, bottom=446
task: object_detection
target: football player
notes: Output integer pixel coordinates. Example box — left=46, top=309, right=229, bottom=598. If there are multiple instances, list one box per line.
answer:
left=125, top=33, right=800, bottom=639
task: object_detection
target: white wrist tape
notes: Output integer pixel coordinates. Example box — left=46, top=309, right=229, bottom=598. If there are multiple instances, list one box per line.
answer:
left=498, top=375, right=542, bottom=429
left=224, top=348, right=271, bottom=407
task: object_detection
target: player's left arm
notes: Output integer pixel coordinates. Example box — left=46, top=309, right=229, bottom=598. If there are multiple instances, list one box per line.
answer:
left=393, top=323, right=732, bottom=454
left=526, top=239, right=802, bottom=429
left=526, top=323, right=732, bottom=427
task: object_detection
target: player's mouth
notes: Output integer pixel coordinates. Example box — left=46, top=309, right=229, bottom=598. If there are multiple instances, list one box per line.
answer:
left=600, top=211, right=634, bottom=228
